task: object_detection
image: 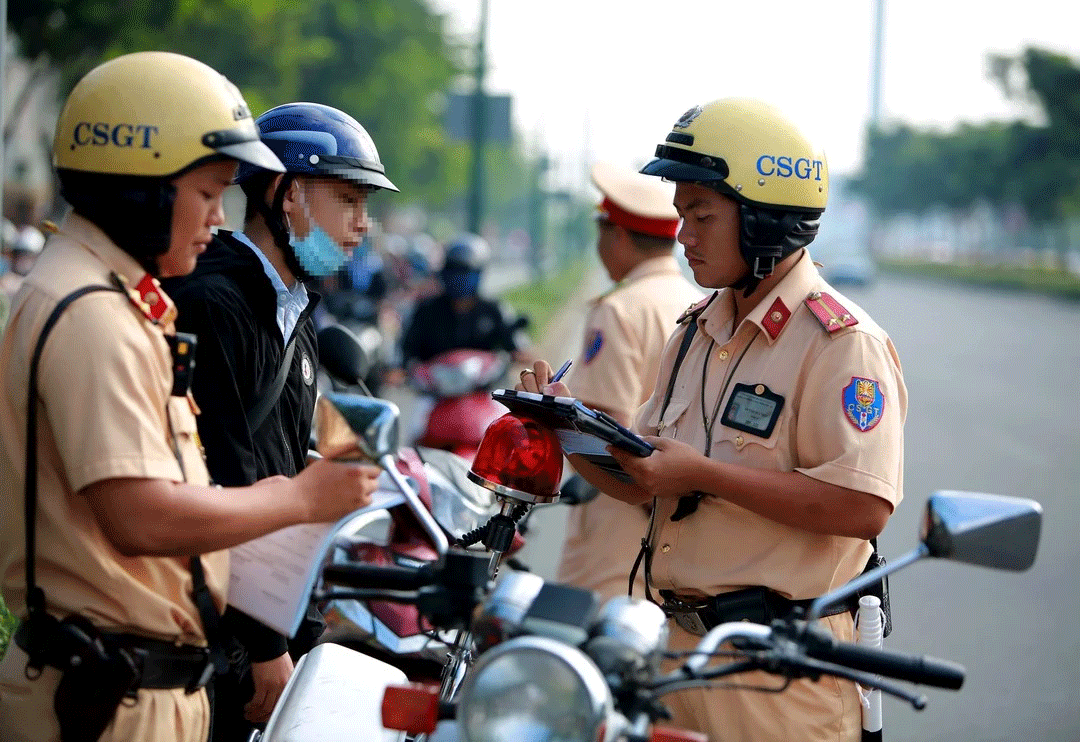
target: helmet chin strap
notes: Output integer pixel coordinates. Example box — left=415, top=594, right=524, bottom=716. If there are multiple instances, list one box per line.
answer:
left=730, top=254, right=778, bottom=297
left=255, top=174, right=312, bottom=282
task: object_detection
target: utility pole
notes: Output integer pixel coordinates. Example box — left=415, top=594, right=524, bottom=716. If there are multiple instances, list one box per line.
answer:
left=528, top=152, right=548, bottom=280
left=1, top=0, right=8, bottom=225
left=867, top=0, right=886, bottom=258
left=870, top=0, right=885, bottom=127
left=466, top=0, right=489, bottom=235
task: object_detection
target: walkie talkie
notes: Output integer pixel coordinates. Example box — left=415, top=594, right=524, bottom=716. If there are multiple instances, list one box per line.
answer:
left=166, top=332, right=197, bottom=397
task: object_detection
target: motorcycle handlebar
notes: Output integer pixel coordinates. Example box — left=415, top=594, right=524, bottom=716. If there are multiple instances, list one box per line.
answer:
left=802, top=629, right=966, bottom=690
left=322, top=562, right=434, bottom=592
left=683, top=621, right=965, bottom=691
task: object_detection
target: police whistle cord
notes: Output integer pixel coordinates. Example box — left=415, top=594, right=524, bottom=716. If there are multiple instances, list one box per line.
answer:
left=455, top=503, right=529, bottom=550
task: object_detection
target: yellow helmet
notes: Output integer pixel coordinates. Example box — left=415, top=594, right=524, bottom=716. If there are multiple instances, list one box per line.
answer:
left=641, top=97, right=827, bottom=211
left=53, top=51, right=283, bottom=177
left=642, top=98, right=828, bottom=286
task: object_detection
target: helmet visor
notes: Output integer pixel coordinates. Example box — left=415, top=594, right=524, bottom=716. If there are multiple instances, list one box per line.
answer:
left=204, top=128, right=285, bottom=173
left=641, top=143, right=730, bottom=183
left=319, top=155, right=400, bottom=192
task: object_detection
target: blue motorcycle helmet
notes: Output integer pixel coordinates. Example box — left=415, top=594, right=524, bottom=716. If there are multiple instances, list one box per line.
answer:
left=440, top=233, right=490, bottom=299
left=237, top=102, right=399, bottom=280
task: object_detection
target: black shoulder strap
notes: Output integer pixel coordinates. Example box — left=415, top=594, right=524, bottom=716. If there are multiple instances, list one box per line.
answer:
left=246, top=331, right=298, bottom=432
left=24, top=283, right=229, bottom=673
left=25, top=284, right=121, bottom=619
left=657, top=318, right=699, bottom=426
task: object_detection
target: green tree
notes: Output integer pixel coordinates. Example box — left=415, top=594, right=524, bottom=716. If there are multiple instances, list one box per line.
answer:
left=7, top=0, right=539, bottom=232
left=852, top=46, right=1080, bottom=223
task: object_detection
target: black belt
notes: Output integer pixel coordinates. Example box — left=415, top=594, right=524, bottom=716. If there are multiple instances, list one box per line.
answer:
left=659, top=586, right=849, bottom=636
left=14, top=622, right=215, bottom=693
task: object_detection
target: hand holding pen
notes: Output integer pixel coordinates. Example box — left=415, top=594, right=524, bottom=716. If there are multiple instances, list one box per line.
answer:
left=517, top=358, right=572, bottom=394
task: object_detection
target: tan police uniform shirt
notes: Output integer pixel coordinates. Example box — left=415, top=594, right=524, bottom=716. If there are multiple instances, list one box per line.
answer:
left=635, top=249, right=906, bottom=742
left=0, top=215, right=227, bottom=742
left=556, top=255, right=703, bottom=603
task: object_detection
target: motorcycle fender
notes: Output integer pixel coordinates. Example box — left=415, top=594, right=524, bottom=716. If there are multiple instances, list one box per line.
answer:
left=260, top=643, right=407, bottom=742
left=423, top=393, right=504, bottom=448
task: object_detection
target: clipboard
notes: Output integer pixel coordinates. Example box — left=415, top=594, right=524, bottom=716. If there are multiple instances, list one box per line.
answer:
left=491, top=389, right=653, bottom=483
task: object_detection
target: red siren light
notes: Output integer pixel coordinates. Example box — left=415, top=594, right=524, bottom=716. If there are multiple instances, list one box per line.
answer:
left=468, top=413, right=563, bottom=503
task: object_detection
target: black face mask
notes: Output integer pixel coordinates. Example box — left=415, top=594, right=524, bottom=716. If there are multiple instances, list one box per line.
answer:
left=441, top=268, right=482, bottom=299
left=58, top=171, right=176, bottom=277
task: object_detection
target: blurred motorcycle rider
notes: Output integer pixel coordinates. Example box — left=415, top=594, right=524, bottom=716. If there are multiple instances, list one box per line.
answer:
left=161, top=101, right=398, bottom=740
left=0, top=52, right=380, bottom=742
left=1, top=225, right=45, bottom=332
left=0, top=225, right=46, bottom=299
left=398, top=233, right=530, bottom=366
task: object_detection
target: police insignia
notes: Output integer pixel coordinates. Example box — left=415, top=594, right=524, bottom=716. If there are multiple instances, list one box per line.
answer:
left=673, top=105, right=703, bottom=129
left=301, top=352, right=315, bottom=386
left=583, top=330, right=604, bottom=364
left=843, top=377, right=884, bottom=432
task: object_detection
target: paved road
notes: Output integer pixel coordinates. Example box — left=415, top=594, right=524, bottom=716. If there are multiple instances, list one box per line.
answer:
left=516, top=271, right=1080, bottom=741
left=849, top=276, right=1080, bottom=741
left=388, top=267, right=1080, bottom=740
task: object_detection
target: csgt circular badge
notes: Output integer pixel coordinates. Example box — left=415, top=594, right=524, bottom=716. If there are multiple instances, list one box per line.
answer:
left=301, top=351, right=315, bottom=386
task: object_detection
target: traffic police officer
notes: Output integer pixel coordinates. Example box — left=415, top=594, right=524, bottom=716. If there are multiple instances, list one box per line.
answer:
left=555, top=161, right=703, bottom=603
left=0, top=52, right=380, bottom=742
left=522, top=98, right=906, bottom=741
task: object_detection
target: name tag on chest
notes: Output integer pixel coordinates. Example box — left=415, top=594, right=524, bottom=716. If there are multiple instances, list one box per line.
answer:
left=721, top=383, right=784, bottom=438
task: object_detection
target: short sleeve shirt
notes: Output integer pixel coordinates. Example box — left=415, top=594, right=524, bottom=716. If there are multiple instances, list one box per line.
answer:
left=556, top=256, right=703, bottom=600
left=634, top=250, right=906, bottom=600
left=0, top=215, right=227, bottom=642
left=569, top=255, right=705, bottom=422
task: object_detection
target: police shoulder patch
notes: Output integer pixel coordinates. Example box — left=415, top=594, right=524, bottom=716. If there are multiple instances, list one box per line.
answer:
left=804, top=291, right=858, bottom=334
left=583, top=329, right=604, bottom=364
left=842, top=376, right=885, bottom=432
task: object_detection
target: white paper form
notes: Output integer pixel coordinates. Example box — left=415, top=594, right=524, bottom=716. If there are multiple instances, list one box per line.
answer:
left=227, top=477, right=405, bottom=637
left=554, top=429, right=635, bottom=483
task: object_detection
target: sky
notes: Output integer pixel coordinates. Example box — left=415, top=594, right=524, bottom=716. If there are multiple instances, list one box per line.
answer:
left=429, top=0, right=1080, bottom=191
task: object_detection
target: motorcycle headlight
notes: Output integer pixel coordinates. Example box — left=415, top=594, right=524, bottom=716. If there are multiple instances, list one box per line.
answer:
left=458, top=636, right=612, bottom=742
left=430, top=363, right=473, bottom=397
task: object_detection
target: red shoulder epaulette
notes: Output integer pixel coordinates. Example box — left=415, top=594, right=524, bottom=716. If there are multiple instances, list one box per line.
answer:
left=677, top=291, right=718, bottom=324
left=113, top=272, right=177, bottom=325
left=804, top=291, right=858, bottom=334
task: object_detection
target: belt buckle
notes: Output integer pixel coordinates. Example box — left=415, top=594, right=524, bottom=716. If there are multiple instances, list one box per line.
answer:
left=673, top=611, right=710, bottom=637
left=185, top=649, right=214, bottom=695
left=662, top=595, right=711, bottom=637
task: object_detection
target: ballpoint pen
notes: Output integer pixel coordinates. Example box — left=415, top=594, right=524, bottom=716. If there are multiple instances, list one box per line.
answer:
left=550, top=359, right=572, bottom=383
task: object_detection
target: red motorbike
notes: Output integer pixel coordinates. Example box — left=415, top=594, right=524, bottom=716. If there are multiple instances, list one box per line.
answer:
left=409, top=348, right=514, bottom=461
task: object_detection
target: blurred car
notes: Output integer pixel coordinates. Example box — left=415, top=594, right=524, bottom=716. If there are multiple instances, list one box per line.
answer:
left=820, top=250, right=877, bottom=287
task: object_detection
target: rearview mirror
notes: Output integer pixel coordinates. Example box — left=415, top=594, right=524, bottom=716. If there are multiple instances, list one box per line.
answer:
left=806, top=490, right=1042, bottom=622
left=921, top=491, right=1042, bottom=571
left=315, top=393, right=400, bottom=461
left=317, top=324, right=370, bottom=388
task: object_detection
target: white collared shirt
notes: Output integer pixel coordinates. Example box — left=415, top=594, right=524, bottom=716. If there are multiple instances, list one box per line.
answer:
left=233, top=231, right=309, bottom=342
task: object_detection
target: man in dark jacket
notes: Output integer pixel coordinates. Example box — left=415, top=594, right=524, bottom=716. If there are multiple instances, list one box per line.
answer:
left=399, top=233, right=530, bottom=365
left=162, top=102, right=398, bottom=740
